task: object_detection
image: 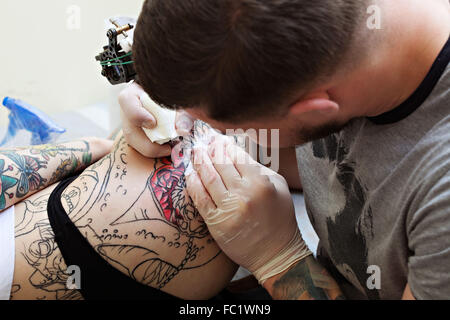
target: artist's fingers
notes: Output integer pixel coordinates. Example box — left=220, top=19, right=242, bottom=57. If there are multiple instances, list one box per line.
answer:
left=119, top=82, right=156, bottom=129
left=225, top=142, right=262, bottom=178
left=185, top=171, right=217, bottom=217
left=121, top=109, right=171, bottom=158
left=207, top=138, right=243, bottom=190
left=175, top=111, right=195, bottom=137
left=193, top=147, right=230, bottom=207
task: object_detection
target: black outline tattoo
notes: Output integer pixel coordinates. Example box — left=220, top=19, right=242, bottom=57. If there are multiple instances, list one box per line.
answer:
left=12, top=123, right=229, bottom=300
left=58, top=126, right=223, bottom=291
left=13, top=195, right=83, bottom=300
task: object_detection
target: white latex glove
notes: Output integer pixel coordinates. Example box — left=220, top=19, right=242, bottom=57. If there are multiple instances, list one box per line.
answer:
left=185, top=136, right=312, bottom=284
left=119, top=82, right=195, bottom=158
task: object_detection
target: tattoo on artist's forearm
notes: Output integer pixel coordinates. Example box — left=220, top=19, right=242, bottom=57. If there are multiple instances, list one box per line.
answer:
left=272, top=256, right=345, bottom=300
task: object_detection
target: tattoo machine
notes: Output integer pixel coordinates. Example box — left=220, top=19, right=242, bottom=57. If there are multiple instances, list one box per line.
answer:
left=96, top=17, right=179, bottom=145
left=95, top=17, right=136, bottom=85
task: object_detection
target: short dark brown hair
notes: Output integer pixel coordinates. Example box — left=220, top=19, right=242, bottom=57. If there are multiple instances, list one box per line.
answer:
left=133, top=0, right=367, bottom=122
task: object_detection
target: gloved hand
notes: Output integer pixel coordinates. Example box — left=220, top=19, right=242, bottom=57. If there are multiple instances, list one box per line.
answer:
left=119, top=82, right=195, bottom=158
left=185, top=136, right=312, bottom=284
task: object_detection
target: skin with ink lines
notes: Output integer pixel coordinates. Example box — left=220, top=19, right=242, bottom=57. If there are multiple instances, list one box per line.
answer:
left=0, top=139, right=99, bottom=300
left=9, top=123, right=237, bottom=300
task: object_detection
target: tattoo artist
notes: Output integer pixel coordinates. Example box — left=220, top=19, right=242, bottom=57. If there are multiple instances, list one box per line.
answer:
left=119, top=0, right=450, bottom=300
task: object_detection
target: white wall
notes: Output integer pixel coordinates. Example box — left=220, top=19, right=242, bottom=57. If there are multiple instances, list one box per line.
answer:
left=0, top=0, right=144, bottom=127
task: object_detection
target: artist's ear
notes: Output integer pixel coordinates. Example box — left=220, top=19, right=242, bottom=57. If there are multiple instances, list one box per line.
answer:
left=288, top=91, right=339, bottom=117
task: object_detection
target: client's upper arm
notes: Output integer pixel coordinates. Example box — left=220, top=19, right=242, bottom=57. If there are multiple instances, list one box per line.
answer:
left=61, top=132, right=237, bottom=299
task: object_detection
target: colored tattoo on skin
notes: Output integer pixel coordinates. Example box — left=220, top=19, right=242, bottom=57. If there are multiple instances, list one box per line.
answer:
left=31, top=142, right=93, bottom=185
left=110, top=157, right=217, bottom=289
left=272, top=256, right=346, bottom=300
left=0, top=141, right=92, bottom=209
left=112, top=157, right=209, bottom=239
left=0, top=159, right=18, bottom=209
left=58, top=130, right=222, bottom=292
left=49, top=154, right=80, bottom=185
left=13, top=125, right=226, bottom=300
left=4, top=152, right=48, bottom=198
left=28, top=143, right=92, bottom=163
left=13, top=125, right=229, bottom=299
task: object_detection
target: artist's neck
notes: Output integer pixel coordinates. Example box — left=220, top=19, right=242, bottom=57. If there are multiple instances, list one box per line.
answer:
left=366, top=0, right=450, bottom=117
left=328, top=0, right=450, bottom=121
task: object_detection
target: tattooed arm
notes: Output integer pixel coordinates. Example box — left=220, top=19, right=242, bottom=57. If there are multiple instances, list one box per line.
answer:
left=263, top=256, right=345, bottom=300
left=0, top=138, right=113, bottom=211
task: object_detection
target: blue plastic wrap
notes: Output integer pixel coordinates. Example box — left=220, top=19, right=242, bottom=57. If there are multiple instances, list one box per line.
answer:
left=1, top=97, right=66, bottom=147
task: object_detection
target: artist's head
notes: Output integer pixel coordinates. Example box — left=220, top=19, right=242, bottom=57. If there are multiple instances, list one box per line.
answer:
left=133, top=0, right=379, bottom=147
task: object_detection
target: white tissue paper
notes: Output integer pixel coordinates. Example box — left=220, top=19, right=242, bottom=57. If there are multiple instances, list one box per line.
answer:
left=140, top=92, right=179, bottom=145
